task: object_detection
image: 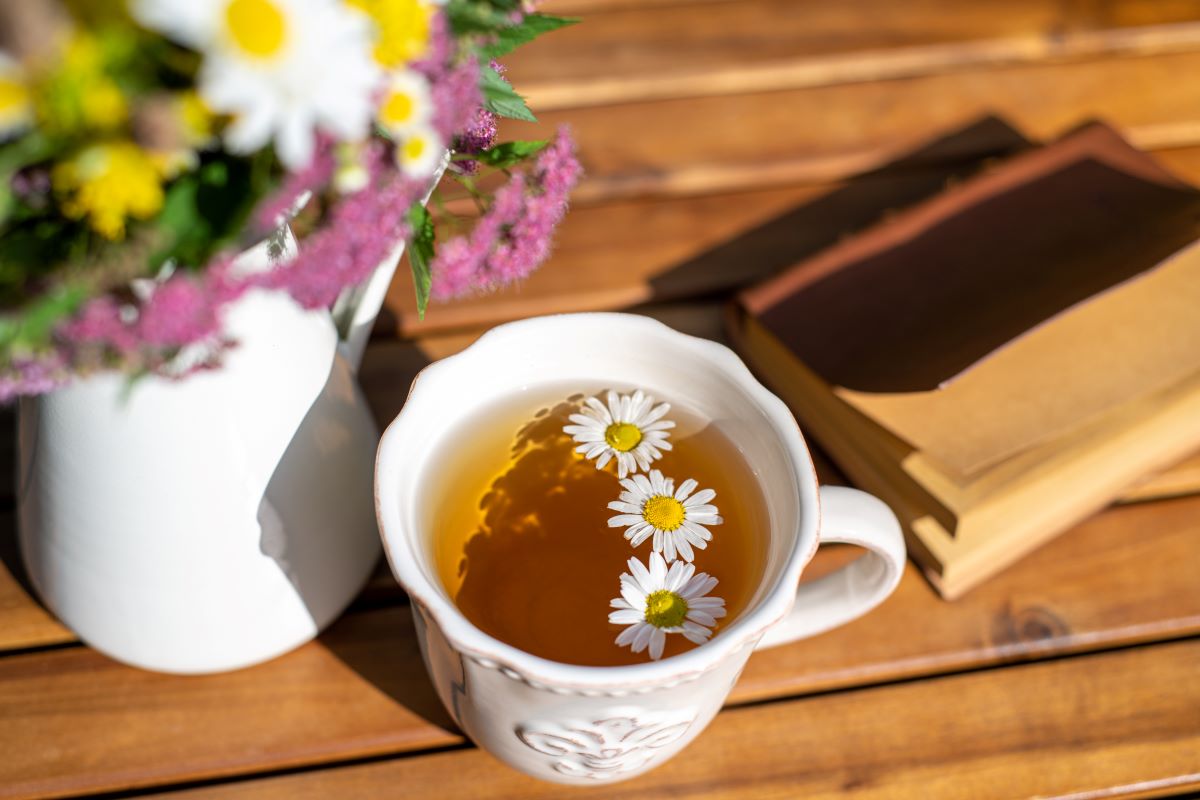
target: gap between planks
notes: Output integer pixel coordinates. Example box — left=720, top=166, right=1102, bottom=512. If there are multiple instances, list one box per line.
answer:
left=2, top=487, right=1198, bottom=800
left=133, top=638, right=1200, bottom=800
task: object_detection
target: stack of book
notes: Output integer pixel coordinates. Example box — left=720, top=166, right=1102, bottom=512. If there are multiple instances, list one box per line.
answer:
left=730, top=123, right=1200, bottom=598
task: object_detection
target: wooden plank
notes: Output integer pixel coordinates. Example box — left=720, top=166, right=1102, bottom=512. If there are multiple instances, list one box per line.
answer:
left=508, top=0, right=1200, bottom=111
left=388, top=144, right=1200, bottom=339
left=388, top=117, right=1034, bottom=337
left=541, top=0, right=730, bottom=14
left=4, top=298, right=1196, bottom=655
left=144, top=640, right=1200, bottom=800
left=0, top=513, right=72, bottom=652
left=3, top=490, right=1197, bottom=799
left=503, top=50, right=1200, bottom=205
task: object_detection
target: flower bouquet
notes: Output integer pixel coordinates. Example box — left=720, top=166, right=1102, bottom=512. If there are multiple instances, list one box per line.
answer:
left=0, top=0, right=581, bottom=397
left=2, top=0, right=581, bottom=674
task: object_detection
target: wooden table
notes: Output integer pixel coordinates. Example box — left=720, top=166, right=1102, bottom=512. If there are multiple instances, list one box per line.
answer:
left=4, top=1, right=1200, bottom=797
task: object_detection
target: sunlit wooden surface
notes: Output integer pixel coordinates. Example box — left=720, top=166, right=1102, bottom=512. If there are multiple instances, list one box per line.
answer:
left=3, top=2, right=1200, bottom=797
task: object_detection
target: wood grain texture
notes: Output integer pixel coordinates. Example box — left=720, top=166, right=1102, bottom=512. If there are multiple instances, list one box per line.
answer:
left=3, top=490, right=1197, bottom=800
left=0, top=514, right=71, bottom=652
left=384, top=144, right=1200, bottom=337
left=145, top=640, right=1200, bottom=800
left=507, top=50, right=1200, bottom=205
left=508, top=0, right=1200, bottom=110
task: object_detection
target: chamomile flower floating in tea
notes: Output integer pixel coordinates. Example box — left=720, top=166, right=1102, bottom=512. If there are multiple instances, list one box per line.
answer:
left=563, top=390, right=674, bottom=478
left=608, top=469, right=723, bottom=563
left=609, top=552, right=727, bottom=661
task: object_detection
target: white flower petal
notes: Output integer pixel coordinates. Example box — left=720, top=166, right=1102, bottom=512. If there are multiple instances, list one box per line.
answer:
left=615, top=624, right=641, bottom=647
left=609, top=609, right=644, bottom=625
left=632, top=623, right=654, bottom=653
left=681, top=521, right=713, bottom=543
left=648, top=628, right=667, bottom=660
left=648, top=551, right=668, bottom=585
left=608, top=513, right=643, bottom=527
left=627, top=555, right=652, bottom=590
left=629, top=525, right=654, bottom=547
left=675, top=478, right=698, bottom=501
left=666, top=560, right=694, bottom=592
left=685, top=488, right=717, bottom=506
left=620, top=582, right=645, bottom=610
left=674, top=536, right=695, bottom=563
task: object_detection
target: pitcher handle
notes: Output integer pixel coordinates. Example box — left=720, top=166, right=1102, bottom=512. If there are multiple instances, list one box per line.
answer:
left=756, top=485, right=906, bottom=649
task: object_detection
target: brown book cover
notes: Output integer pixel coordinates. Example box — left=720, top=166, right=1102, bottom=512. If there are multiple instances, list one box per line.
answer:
left=731, top=122, right=1200, bottom=598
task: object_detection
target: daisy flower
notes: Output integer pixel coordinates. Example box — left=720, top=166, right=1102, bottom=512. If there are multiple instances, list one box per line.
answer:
left=131, top=0, right=381, bottom=170
left=378, top=70, right=433, bottom=138
left=609, top=552, right=726, bottom=661
left=608, top=469, right=722, bottom=563
left=396, top=123, right=443, bottom=178
left=563, top=390, right=674, bottom=479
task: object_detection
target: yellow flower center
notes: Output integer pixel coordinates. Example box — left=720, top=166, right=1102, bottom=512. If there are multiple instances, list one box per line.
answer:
left=225, top=0, right=288, bottom=58
left=381, top=91, right=415, bottom=127
left=403, top=136, right=426, bottom=162
left=644, top=590, right=688, bottom=629
left=347, top=0, right=433, bottom=67
left=642, top=495, right=685, bottom=532
left=604, top=422, right=642, bottom=452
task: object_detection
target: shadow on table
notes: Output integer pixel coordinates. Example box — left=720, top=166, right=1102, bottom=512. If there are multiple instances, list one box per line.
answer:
left=319, top=601, right=461, bottom=735
left=647, top=114, right=1034, bottom=302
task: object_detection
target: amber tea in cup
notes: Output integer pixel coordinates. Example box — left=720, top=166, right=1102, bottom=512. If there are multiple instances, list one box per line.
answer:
left=426, top=384, right=770, bottom=666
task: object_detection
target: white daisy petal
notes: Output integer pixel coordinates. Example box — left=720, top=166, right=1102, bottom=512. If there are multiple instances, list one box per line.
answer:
left=608, top=513, right=644, bottom=527
left=642, top=403, right=671, bottom=424
left=648, top=551, right=668, bottom=584
left=615, top=624, right=641, bottom=647
left=675, top=478, right=698, bottom=501
left=627, top=555, right=652, bottom=589
left=685, top=488, right=717, bottom=506
left=609, top=609, right=644, bottom=625
left=681, top=622, right=713, bottom=644
left=620, top=582, right=645, bottom=610
left=682, top=521, right=713, bottom=542
left=629, top=525, right=654, bottom=547
left=632, top=623, right=654, bottom=653
left=683, top=573, right=719, bottom=597
left=648, top=628, right=667, bottom=660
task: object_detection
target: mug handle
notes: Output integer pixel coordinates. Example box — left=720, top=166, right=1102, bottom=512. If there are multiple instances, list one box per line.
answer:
left=756, top=485, right=906, bottom=649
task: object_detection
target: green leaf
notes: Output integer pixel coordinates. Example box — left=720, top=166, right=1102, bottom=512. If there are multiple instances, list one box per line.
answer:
left=474, top=139, right=548, bottom=168
left=446, top=0, right=516, bottom=35
left=480, top=65, right=536, bottom=123
left=480, top=14, right=579, bottom=58
left=0, top=283, right=88, bottom=352
left=407, top=204, right=436, bottom=320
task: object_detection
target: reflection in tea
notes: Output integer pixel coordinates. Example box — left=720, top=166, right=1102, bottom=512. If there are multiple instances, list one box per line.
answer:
left=428, top=387, right=769, bottom=666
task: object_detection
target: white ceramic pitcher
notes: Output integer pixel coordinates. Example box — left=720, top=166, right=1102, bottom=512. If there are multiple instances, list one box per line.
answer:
left=15, top=231, right=405, bottom=674
left=376, top=313, right=906, bottom=784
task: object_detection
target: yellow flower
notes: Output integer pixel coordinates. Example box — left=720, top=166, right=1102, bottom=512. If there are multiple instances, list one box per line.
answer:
left=0, top=55, right=33, bottom=138
left=176, top=91, right=217, bottom=147
left=53, top=142, right=165, bottom=240
left=34, top=34, right=128, bottom=135
left=347, top=0, right=435, bottom=68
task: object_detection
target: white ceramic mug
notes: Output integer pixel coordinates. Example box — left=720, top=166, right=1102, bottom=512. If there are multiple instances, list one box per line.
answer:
left=376, top=313, right=905, bottom=784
